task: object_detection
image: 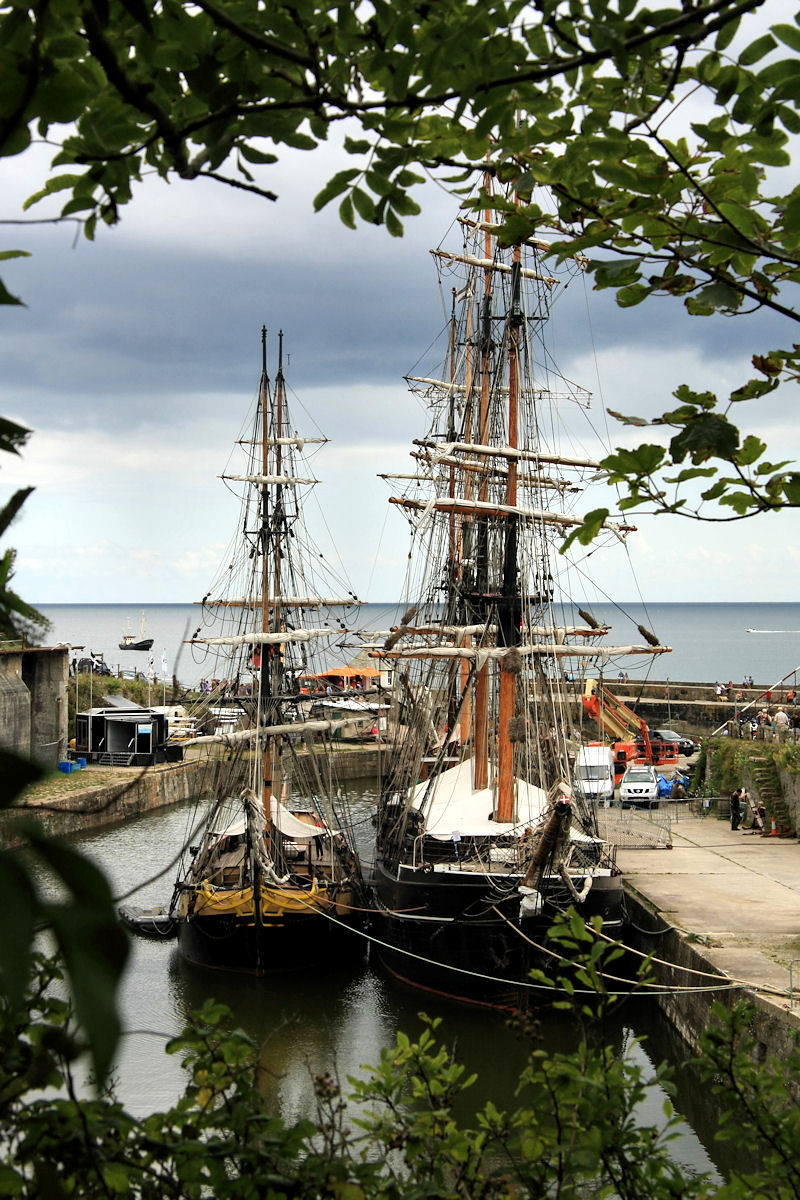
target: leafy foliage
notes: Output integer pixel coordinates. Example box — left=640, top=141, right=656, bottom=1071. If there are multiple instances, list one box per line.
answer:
left=2, top=0, right=800, bottom=520
left=0, top=417, right=48, bottom=642
left=0, top=752, right=129, bottom=1085
left=698, top=1002, right=800, bottom=1199
left=4, top=935, right=800, bottom=1199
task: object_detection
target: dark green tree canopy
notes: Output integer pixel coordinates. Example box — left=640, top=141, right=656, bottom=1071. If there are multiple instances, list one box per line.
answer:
left=2, top=0, right=800, bottom=523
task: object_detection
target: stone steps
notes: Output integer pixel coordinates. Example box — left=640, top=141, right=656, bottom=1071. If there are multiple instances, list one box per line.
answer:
left=747, top=756, right=793, bottom=832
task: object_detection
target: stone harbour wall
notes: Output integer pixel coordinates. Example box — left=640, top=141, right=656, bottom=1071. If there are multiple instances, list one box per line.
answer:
left=624, top=887, right=800, bottom=1069
left=3, top=758, right=215, bottom=846
left=777, top=765, right=800, bottom=832
left=4, top=747, right=381, bottom=846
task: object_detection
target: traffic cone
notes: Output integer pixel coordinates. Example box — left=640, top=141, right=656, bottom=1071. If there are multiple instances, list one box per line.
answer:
left=771, top=816, right=777, bottom=836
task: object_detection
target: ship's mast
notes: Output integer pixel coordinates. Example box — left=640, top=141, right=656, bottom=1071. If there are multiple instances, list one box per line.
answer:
left=273, top=332, right=285, bottom=609
left=446, top=290, right=460, bottom=742
left=472, top=179, right=494, bottom=791
left=260, top=326, right=274, bottom=824
left=496, top=250, right=522, bottom=823
left=459, top=283, right=475, bottom=748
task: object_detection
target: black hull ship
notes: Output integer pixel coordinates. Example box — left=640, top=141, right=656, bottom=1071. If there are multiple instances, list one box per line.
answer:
left=371, top=853, right=627, bottom=1008
left=170, top=328, right=367, bottom=975
left=119, top=614, right=153, bottom=652
left=364, top=182, right=671, bottom=1009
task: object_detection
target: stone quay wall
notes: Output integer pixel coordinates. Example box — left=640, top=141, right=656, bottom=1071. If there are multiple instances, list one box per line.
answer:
left=6, top=747, right=381, bottom=845
left=3, top=758, right=215, bottom=846
left=624, top=887, right=800, bottom=1069
left=777, top=765, right=800, bottom=833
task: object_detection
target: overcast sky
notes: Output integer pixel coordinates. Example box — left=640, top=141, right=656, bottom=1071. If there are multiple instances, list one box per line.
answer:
left=2, top=30, right=799, bottom=606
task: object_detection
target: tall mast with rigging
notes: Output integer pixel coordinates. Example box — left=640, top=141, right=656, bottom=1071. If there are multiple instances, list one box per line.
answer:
left=471, top=183, right=495, bottom=791
left=496, top=247, right=522, bottom=823
left=259, top=325, right=274, bottom=826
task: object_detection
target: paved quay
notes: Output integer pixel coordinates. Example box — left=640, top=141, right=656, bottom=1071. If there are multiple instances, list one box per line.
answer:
left=617, top=810, right=800, bottom=1010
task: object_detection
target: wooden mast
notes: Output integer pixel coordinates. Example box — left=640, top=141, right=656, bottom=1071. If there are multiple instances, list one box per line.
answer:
left=260, top=326, right=274, bottom=828
left=459, top=281, right=475, bottom=747
left=446, top=290, right=460, bottom=744
left=496, top=245, right=522, bottom=823
left=266, top=332, right=288, bottom=820
left=472, top=179, right=493, bottom=792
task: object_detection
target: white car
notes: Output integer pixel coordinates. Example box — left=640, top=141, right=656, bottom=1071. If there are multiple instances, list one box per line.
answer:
left=619, top=764, right=660, bottom=809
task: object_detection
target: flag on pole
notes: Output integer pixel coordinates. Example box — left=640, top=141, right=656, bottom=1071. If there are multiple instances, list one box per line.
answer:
left=161, top=650, right=169, bottom=680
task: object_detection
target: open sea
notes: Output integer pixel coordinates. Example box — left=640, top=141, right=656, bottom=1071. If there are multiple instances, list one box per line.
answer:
left=37, top=601, right=800, bottom=689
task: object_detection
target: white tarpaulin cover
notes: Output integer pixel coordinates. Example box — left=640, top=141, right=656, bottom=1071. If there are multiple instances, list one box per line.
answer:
left=216, top=798, right=328, bottom=842
left=413, top=760, right=550, bottom=840
left=271, top=797, right=328, bottom=841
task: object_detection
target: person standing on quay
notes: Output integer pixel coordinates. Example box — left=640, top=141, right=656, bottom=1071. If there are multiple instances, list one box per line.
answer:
left=730, top=788, right=742, bottom=831
left=774, top=707, right=790, bottom=734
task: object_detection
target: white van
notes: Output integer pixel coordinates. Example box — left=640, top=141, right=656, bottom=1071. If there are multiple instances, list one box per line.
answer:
left=574, top=743, right=615, bottom=807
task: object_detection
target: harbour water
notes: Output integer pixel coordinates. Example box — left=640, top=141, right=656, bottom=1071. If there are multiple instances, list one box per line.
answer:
left=65, top=789, right=736, bottom=1184
left=36, top=600, right=800, bottom=689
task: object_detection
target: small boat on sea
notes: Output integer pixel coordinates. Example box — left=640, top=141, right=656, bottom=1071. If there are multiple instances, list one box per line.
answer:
left=169, top=328, right=368, bottom=974
left=365, top=177, right=672, bottom=1008
left=119, top=613, right=154, bottom=652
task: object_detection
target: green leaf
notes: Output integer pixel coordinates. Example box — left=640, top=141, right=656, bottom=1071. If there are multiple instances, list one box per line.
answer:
left=0, top=1164, right=24, bottom=1196
left=117, top=0, right=153, bottom=30
left=0, top=854, right=38, bottom=1012
left=25, top=826, right=130, bottom=1083
left=338, top=194, right=356, bottom=230
left=313, top=169, right=361, bottom=213
left=615, top=283, right=649, bottom=307
left=0, top=487, right=34, bottom=540
left=352, top=186, right=377, bottom=223
left=664, top=466, right=717, bottom=483
left=102, top=1162, right=132, bottom=1192
left=715, top=17, right=741, bottom=51
left=669, top=415, right=739, bottom=465
left=0, top=418, right=32, bottom=458
left=686, top=282, right=742, bottom=314
left=739, top=33, right=777, bottom=66
left=602, top=444, right=666, bottom=476
left=0, top=278, right=24, bottom=307
left=560, top=508, right=610, bottom=553
left=23, top=173, right=86, bottom=211
left=589, top=258, right=640, bottom=288
left=238, top=145, right=279, bottom=165
left=735, top=435, right=766, bottom=466
left=0, top=747, right=44, bottom=806
left=772, top=22, right=800, bottom=53
left=343, top=137, right=372, bottom=154
left=606, top=409, right=649, bottom=428
left=782, top=473, right=800, bottom=504
left=385, top=208, right=404, bottom=237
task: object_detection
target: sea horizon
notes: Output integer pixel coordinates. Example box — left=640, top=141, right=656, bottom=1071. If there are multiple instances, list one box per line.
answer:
left=35, top=601, right=800, bottom=688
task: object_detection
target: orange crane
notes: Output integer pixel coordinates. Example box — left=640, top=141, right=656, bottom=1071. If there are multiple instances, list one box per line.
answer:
left=581, top=679, right=677, bottom=782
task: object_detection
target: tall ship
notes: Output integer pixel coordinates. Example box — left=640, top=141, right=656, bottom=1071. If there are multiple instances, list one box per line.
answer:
left=366, top=183, right=671, bottom=1007
left=172, top=328, right=368, bottom=974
